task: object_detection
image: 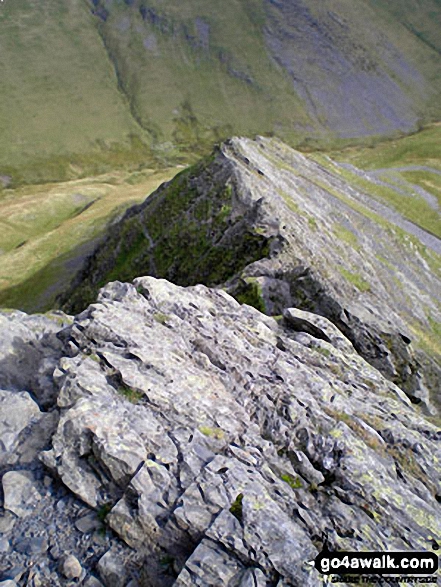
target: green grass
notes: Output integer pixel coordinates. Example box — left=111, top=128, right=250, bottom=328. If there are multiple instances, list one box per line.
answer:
left=0, top=167, right=179, bottom=312
left=153, top=312, right=171, bottom=326
left=333, top=223, right=360, bottom=249
left=97, top=502, right=113, bottom=523
left=229, top=493, right=244, bottom=522
left=280, top=473, right=302, bottom=490
left=279, top=190, right=300, bottom=214
left=338, top=267, right=371, bottom=292
left=400, top=170, right=441, bottom=209
left=413, top=315, right=441, bottom=362
left=117, top=384, right=144, bottom=404
left=0, top=0, right=313, bottom=186
left=339, top=172, right=441, bottom=238
left=307, top=216, right=318, bottom=230
left=233, top=278, right=266, bottom=313
left=331, top=124, right=441, bottom=171
left=2, top=0, right=441, bottom=186
left=0, top=0, right=151, bottom=185
left=199, top=426, right=225, bottom=440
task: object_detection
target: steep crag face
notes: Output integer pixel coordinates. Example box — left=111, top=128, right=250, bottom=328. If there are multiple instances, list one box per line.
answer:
left=0, top=278, right=440, bottom=585
left=59, top=137, right=441, bottom=411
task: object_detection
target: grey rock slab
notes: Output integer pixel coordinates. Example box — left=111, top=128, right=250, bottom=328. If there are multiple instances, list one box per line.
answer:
left=83, top=578, right=105, bottom=587
left=0, top=390, right=41, bottom=464
left=59, top=136, right=441, bottom=407
left=0, top=274, right=434, bottom=585
left=15, top=536, right=48, bottom=554
left=75, top=512, right=101, bottom=534
left=96, top=550, right=128, bottom=587
left=283, top=307, right=356, bottom=354
left=0, top=310, right=69, bottom=409
left=14, top=410, right=59, bottom=465
left=239, top=569, right=268, bottom=587
left=42, top=276, right=441, bottom=584
left=0, top=566, right=26, bottom=582
left=2, top=471, right=41, bottom=518
left=173, top=539, right=244, bottom=586
left=84, top=578, right=105, bottom=587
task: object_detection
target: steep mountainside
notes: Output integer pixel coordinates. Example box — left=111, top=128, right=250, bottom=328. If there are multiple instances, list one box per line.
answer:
left=59, top=137, right=441, bottom=411
left=1, top=0, right=441, bottom=184
left=0, top=279, right=440, bottom=585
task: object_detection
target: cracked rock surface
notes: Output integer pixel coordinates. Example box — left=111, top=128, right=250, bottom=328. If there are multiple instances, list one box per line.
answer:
left=58, top=137, right=441, bottom=410
left=1, top=278, right=439, bottom=585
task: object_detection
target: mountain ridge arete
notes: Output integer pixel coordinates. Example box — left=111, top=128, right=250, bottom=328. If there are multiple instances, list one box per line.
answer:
left=0, top=1, right=440, bottom=584
left=57, top=136, right=441, bottom=412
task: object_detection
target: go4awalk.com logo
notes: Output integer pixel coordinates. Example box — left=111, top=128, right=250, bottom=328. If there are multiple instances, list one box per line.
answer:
left=315, top=551, right=439, bottom=576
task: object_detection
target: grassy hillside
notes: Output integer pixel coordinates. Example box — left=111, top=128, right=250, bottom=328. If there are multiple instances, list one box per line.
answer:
left=1, top=0, right=441, bottom=186
left=0, top=0, right=156, bottom=185
left=0, top=166, right=179, bottom=311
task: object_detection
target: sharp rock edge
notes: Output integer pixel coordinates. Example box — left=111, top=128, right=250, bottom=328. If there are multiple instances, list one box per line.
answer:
left=0, top=275, right=440, bottom=586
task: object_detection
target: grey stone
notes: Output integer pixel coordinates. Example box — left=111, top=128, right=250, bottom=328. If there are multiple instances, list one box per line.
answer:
left=96, top=550, right=127, bottom=587
left=0, top=566, right=26, bottom=582
left=83, top=578, right=105, bottom=587
left=49, top=544, right=61, bottom=560
left=14, top=411, right=59, bottom=465
left=59, top=554, right=83, bottom=579
left=239, top=568, right=267, bottom=587
left=15, top=536, right=48, bottom=554
left=0, top=511, right=16, bottom=533
left=283, top=307, right=356, bottom=354
left=173, top=539, right=244, bottom=586
left=0, top=390, right=40, bottom=466
left=75, top=512, right=101, bottom=534
left=0, top=537, right=10, bottom=553
left=2, top=471, right=41, bottom=518
left=0, top=310, right=68, bottom=409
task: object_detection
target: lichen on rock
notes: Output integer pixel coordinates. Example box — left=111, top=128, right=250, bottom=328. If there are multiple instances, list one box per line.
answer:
left=1, top=276, right=438, bottom=585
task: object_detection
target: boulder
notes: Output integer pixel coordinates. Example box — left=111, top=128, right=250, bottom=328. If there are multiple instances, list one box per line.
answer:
left=2, top=471, right=41, bottom=518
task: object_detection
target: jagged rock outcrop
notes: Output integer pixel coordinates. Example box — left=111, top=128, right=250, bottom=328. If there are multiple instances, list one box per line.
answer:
left=1, top=278, right=440, bottom=586
left=58, top=137, right=441, bottom=411
left=3, top=0, right=441, bottom=186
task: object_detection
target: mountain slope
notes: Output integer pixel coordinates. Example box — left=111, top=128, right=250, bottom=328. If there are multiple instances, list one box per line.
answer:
left=1, top=0, right=441, bottom=185
left=57, top=136, right=441, bottom=411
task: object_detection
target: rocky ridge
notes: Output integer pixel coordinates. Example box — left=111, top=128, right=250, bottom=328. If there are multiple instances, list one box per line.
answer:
left=59, top=137, right=441, bottom=412
left=0, top=277, right=440, bottom=586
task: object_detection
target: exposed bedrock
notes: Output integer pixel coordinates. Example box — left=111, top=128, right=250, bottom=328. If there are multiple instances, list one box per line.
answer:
left=58, top=137, right=441, bottom=411
left=1, top=278, right=440, bottom=585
